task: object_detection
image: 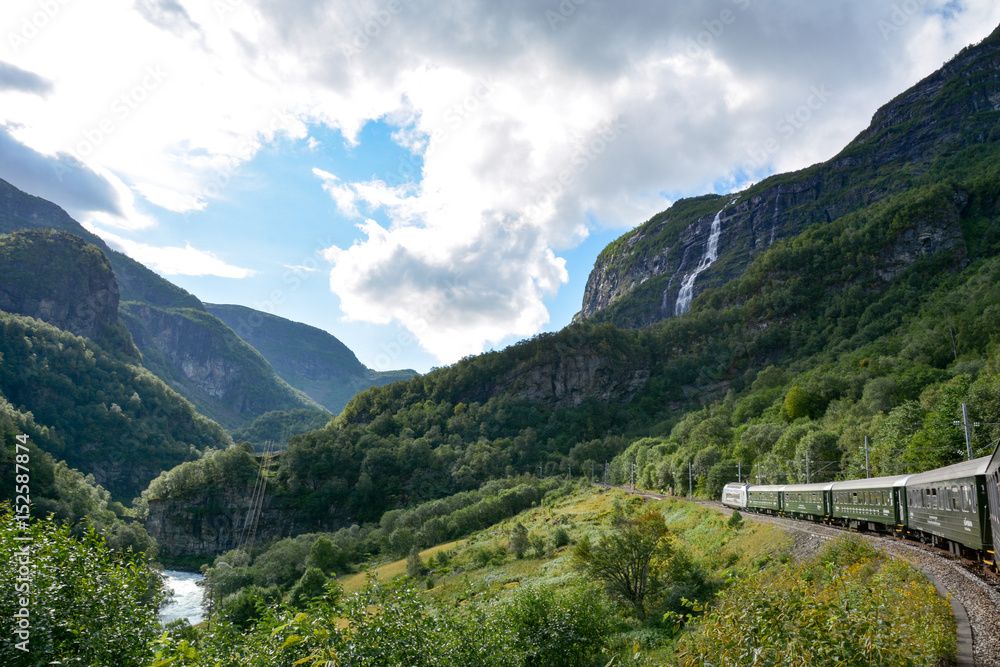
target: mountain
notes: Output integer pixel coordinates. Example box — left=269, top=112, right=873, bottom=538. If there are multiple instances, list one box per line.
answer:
left=576, top=26, right=1000, bottom=329
left=0, top=178, right=381, bottom=428
left=0, top=229, right=139, bottom=360
left=205, top=303, right=416, bottom=414
left=119, top=302, right=323, bottom=429
left=0, top=310, right=231, bottom=499
left=143, top=23, right=1000, bottom=554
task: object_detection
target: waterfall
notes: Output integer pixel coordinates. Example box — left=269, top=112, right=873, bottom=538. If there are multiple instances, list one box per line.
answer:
left=674, top=208, right=724, bottom=316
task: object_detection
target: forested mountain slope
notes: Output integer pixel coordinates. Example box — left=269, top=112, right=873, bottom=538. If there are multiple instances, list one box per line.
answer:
left=149, top=22, right=1000, bottom=533
left=206, top=303, right=416, bottom=415
left=0, top=178, right=401, bottom=428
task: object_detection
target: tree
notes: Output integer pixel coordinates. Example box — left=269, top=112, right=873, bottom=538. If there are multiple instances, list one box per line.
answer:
left=783, top=386, right=814, bottom=421
left=307, top=536, right=345, bottom=575
left=288, top=567, right=330, bottom=608
left=509, top=522, right=529, bottom=559
left=406, top=546, right=427, bottom=578
left=572, top=510, right=673, bottom=620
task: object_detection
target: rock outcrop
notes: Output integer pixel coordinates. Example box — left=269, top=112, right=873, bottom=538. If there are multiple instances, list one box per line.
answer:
left=0, top=229, right=138, bottom=358
left=507, top=352, right=650, bottom=407
left=121, top=303, right=322, bottom=428
left=146, top=485, right=346, bottom=559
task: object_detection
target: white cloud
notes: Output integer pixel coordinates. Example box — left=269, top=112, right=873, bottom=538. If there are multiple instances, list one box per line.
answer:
left=87, top=225, right=257, bottom=278
left=3, top=0, right=1000, bottom=362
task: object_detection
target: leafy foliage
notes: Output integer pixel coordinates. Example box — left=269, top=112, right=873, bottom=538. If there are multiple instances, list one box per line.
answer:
left=0, top=508, right=164, bottom=666
left=573, top=509, right=673, bottom=620
left=229, top=409, right=332, bottom=451
left=674, top=536, right=955, bottom=666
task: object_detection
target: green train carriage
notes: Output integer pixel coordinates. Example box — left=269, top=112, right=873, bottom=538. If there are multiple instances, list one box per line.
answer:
left=829, top=475, right=911, bottom=534
left=780, top=482, right=834, bottom=522
left=904, top=456, right=992, bottom=560
left=746, top=485, right=784, bottom=515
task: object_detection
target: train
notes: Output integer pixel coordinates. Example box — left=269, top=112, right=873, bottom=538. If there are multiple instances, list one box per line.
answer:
left=722, top=447, right=1000, bottom=570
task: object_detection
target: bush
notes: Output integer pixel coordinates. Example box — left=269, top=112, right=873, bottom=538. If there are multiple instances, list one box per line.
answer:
left=493, top=583, right=616, bottom=667
left=550, top=526, right=570, bottom=550
left=0, top=509, right=164, bottom=666
left=674, top=536, right=956, bottom=666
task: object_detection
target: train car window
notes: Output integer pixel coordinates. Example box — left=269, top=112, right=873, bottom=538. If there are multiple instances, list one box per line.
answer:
left=931, top=488, right=937, bottom=509
left=852, top=492, right=858, bottom=504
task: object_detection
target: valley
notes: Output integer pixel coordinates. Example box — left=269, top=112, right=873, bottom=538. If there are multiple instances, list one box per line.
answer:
left=3, top=12, right=1000, bottom=667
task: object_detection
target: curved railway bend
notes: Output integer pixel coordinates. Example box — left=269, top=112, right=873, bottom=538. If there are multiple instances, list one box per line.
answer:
left=606, top=486, right=1000, bottom=666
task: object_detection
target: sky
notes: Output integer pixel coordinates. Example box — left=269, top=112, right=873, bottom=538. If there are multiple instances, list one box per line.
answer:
left=1, top=0, right=999, bottom=374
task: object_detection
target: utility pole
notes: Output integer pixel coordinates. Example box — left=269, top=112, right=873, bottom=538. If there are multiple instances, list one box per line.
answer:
left=805, top=452, right=810, bottom=484
left=689, top=463, right=693, bottom=499
left=757, top=460, right=761, bottom=484
left=630, top=460, right=636, bottom=491
left=738, top=461, right=741, bottom=484
left=864, top=436, right=871, bottom=479
left=962, top=403, right=973, bottom=461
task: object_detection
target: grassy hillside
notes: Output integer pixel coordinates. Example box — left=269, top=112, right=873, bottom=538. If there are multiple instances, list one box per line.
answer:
left=156, top=486, right=955, bottom=666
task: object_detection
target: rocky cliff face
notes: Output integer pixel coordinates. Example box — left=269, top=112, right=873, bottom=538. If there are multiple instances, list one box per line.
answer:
left=0, top=229, right=139, bottom=358
left=121, top=303, right=321, bottom=428
left=507, top=351, right=650, bottom=407
left=579, top=27, right=1000, bottom=329
left=146, top=486, right=345, bottom=559
left=206, top=303, right=415, bottom=414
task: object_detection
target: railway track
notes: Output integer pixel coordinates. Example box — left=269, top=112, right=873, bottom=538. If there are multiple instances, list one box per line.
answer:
left=602, top=485, right=1000, bottom=666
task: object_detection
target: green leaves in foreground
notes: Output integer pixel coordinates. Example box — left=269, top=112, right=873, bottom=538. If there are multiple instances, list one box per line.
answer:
left=0, top=507, right=165, bottom=666
left=674, top=536, right=955, bottom=667
left=152, top=576, right=615, bottom=667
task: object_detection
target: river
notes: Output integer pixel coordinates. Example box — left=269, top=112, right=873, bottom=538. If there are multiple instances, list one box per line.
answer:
left=160, top=569, right=206, bottom=625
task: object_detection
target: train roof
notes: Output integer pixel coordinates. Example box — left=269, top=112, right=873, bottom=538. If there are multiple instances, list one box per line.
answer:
left=988, top=441, right=1000, bottom=478
left=904, top=456, right=990, bottom=485
left=830, top=474, right=912, bottom=491
left=782, top=482, right=835, bottom=493
left=747, top=484, right=785, bottom=492
left=722, top=482, right=750, bottom=490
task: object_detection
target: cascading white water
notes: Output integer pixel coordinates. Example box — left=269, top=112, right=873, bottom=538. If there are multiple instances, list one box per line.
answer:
left=674, top=208, right=724, bottom=316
